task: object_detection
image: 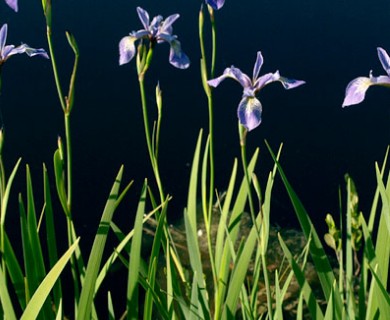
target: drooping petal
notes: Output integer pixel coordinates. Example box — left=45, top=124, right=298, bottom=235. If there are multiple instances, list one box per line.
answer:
left=277, top=76, right=306, bottom=89
left=258, top=70, right=305, bottom=90
left=136, top=7, right=150, bottom=31
left=342, top=73, right=390, bottom=107
left=0, top=24, right=8, bottom=57
left=119, top=35, right=137, bottom=65
left=159, top=14, right=179, bottom=35
left=2, top=43, right=49, bottom=59
left=237, top=96, right=263, bottom=131
left=252, top=51, right=264, bottom=81
left=19, top=44, right=49, bottom=58
left=206, top=0, right=225, bottom=10
left=5, top=0, right=18, bottom=12
left=342, top=76, right=372, bottom=107
left=377, top=47, right=390, bottom=76
left=208, top=66, right=251, bottom=89
left=168, top=39, right=190, bottom=69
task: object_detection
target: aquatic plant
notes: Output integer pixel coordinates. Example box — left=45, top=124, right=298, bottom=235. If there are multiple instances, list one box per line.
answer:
left=343, top=47, right=390, bottom=107
left=208, top=51, right=305, bottom=131
left=0, top=0, right=388, bottom=319
left=119, top=6, right=190, bottom=69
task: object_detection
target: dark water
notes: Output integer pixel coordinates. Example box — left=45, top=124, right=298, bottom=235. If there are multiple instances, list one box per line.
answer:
left=2, top=0, right=390, bottom=241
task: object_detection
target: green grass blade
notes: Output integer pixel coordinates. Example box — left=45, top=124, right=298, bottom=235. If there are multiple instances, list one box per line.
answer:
left=77, top=165, right=125, bottom=319
left=25, top=165, right=52, bottom=319
left=127, top=179, right=147, bottom=320
left=367, top=263, right=390, bottom=307
left=215, top=159, right=237, bottom=272
left=53, top=148, right=69, bottom=217
left=21, top=238, right=80, bottom=320
left=95, top=208, right=155, bottom=294
left=375, top=164, right=390, bottom=235
left=215, top=149, right=259, bottom=319
left=184, top=129, right=211, bottom=319
left=144, top=200, right=168, bottom=319
left=265, top=141, right=342, bottom=317
left=55, top=299, right=62, bottom=320
left=274, top=270, right=283, bottom=320
left=0, top=264, right=17, bottom=320
left=366, top=164, right=390, bottom=318
left=345, top=177, right=356, bottom=319
left=0, top=158, right=21, bottom=227
left=43, top=164, right=61, bottom=308
left=278, top=233, right=324, bottom=320
left=3, top=231, right=25, bottom=309
left=108, top=291, right=115, bottom=320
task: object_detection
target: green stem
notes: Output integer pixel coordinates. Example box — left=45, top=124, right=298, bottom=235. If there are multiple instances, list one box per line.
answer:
left=46, top=26, right=66, bottom=111
left=64, top=112, right=72, bottom=212
left=239, top=124, right=255, bottom=218
left=138, top=49, right=165, bottom=204
left=199, top=6, right=217, bottom=293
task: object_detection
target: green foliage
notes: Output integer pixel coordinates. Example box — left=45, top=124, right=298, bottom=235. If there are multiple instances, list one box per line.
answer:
left=0, top=2, right=388, bottom=319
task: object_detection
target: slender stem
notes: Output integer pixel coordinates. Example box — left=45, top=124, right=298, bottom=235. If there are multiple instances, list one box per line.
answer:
left=64, top=112, right=72, bottom=212
left=199, top=6, right=217, bottom=294
left=46, top=26, right=66, bottom=111
left=239, top=124, right=255, bottom=218
left=138, top=52, right=165, bottom=204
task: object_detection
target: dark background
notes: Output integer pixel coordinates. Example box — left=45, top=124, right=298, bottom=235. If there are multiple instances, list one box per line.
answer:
left=1, top=0, right=390, bottom=262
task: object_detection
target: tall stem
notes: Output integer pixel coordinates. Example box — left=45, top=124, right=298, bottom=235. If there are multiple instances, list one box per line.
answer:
left=64, top=112, right=72, bottom=212
left=138, top=52, right=165, bottom=204
left=46, top=26, right=66, bottom=112
left=239, top=124, right=255, bottom=218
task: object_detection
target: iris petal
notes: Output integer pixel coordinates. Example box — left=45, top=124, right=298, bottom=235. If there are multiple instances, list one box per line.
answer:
left=206, top=0, right=225, bottom=10
left=277, top=75, right=306, bottom=89
left=169, top=39, right=190, bottom=69
left=208, top=66, right=252, bottom=88
left=377, top=47, right=390, bottom=76
left=5, top=0, right=17, bottom=12
left=119, top=36, right=137, bottom=65
left=160, top=14, right=180, bottom=35
left=342, top=76, right=372, bottom=107
left=208, top=67, right=250, bottom=88
left=252, top=51, right=264, bottom=81
left=237, top=96, right=262, bottom=131
left=0, top=24, right=7, bottom=56
left=136, top=7, right=150, bottom=31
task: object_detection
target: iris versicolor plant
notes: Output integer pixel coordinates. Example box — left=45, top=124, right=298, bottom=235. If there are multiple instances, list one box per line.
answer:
left=208, top=51, right=305, bottom=131
left=3, top=0, right=17, bottom=12
left=343, top=47, right=390, bottom=107
left=0, top=0, right=389, bottom=319
left=119, top=6, right=190, bottom=69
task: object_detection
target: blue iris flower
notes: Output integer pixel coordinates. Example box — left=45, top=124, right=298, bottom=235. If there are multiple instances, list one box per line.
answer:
left=208, top=51, right=305, bottom=131
left=343, top=47, right=390, bottom=107
left=119, top=7, right=190, bottom=69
